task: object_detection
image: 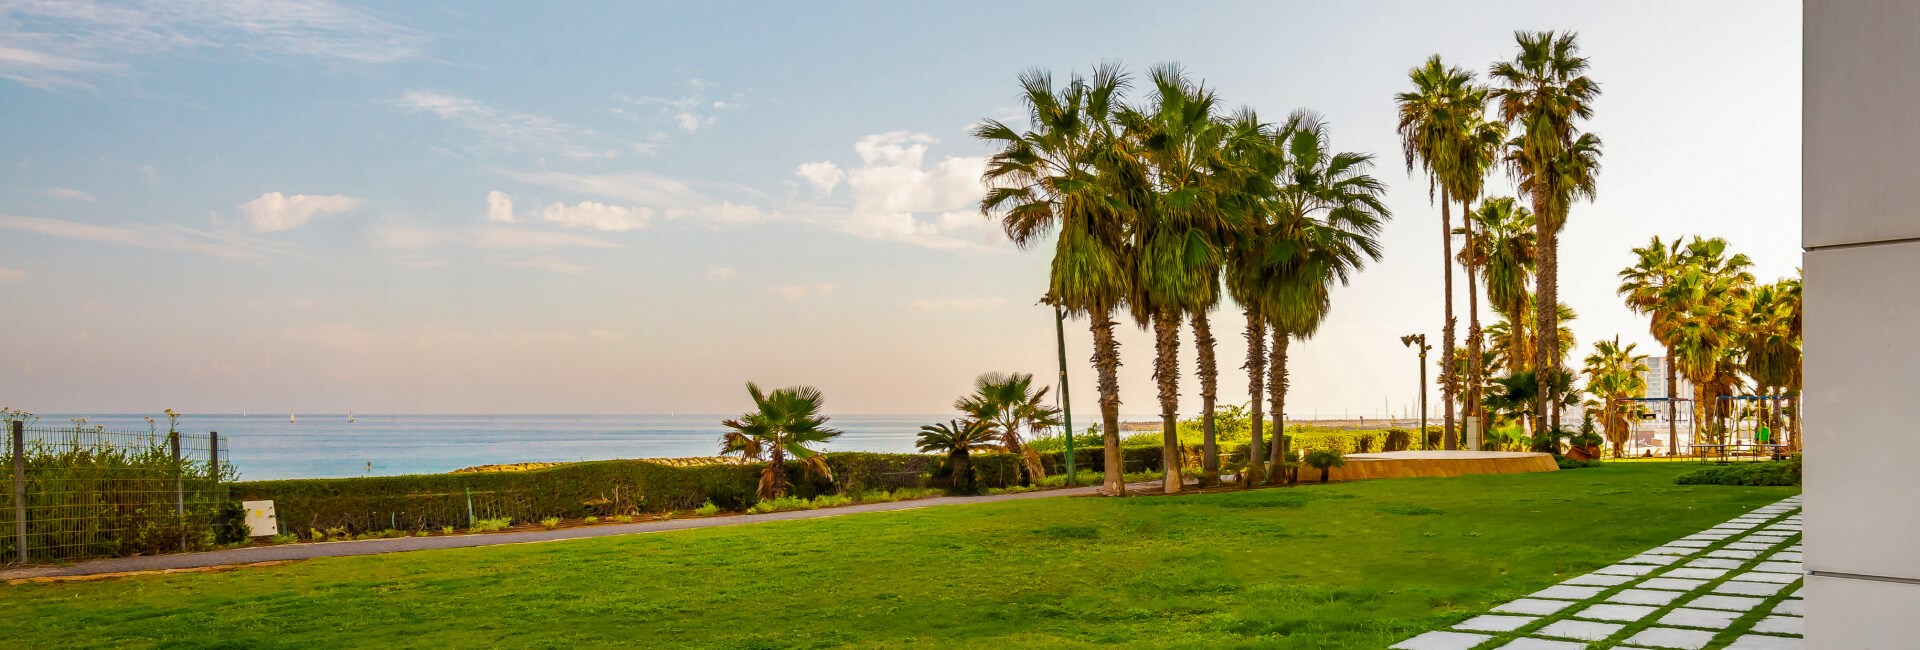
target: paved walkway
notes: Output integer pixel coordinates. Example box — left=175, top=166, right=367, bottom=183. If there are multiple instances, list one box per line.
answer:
left=1394, top=495, right=1805, bottom=650
left=2, top=480, right=1164, bottom=581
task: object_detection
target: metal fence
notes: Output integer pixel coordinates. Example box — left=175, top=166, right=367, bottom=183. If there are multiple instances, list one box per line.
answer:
left=3, top=421, right=227, bottom=565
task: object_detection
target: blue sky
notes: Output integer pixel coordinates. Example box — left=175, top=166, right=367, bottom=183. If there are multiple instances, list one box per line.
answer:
left=0, top=1, right=1801, bottom=417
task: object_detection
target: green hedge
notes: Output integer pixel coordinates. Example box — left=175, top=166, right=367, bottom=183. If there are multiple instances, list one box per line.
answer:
left=1673, top=457, right=1802, bottom=486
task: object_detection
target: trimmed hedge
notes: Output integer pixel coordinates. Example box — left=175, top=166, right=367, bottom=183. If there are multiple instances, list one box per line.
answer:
left=1673, top=457, right=1802, bottom=486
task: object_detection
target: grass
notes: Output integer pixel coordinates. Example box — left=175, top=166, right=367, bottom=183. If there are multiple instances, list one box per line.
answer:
left=0, top=462, right=1793, bottom=648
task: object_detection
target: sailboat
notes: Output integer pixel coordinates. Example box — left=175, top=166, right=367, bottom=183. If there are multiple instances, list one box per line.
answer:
left=289, top=412, right=296, bottom=424
left=348, top=411, right=356, bottom=423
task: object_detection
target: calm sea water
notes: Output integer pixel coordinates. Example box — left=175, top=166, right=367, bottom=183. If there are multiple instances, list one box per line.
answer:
left=39, top=414, right=964, bottom=481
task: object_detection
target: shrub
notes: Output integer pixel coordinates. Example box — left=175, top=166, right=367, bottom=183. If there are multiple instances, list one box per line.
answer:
left=266, top=533, right=299, bottom=545
left=583, top=516, right=599, bottom=524
left=1675, top=457, right=1802, bottom=486
left=440, top=526, right=453, bottom=536
left=470, top=517, right=512, bottom=533
left=613, top=515, right=633, bottom=524
left=1557, top=457, right=1603, bottom=470
left=693, top=501, right=721, bottom=516
left=1383, top=429, right=1412, bottom=452
left=413, top=530, right=430, bottom=538
left=812, top=494, right=852, bottom=508
left=1303, top=450, right=1345, bottom=483
left=540, top=517, right=560, bottom=530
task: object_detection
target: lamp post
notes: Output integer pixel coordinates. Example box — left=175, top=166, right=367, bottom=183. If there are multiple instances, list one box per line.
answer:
left=1401, top=334, right=1430, bottom=449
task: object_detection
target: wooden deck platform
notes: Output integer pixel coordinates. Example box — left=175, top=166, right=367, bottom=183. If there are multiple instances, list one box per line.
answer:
left=1321, top=450, right=1557, bottom=481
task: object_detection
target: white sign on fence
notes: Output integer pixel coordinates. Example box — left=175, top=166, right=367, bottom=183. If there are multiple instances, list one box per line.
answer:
left=242, top=500, right=278, bottom=537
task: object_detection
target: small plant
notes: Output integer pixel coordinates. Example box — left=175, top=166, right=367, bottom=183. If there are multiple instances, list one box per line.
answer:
left=540, top=517, right=560, bottom=530
left=470, top=517, right=513, bottom=533
left=693, top=501, right=720, bottom=516
left=1303, top=449, right=1346, bottom=483
left=267, top=533, right=299, bottom=545
left=613, top=514, right=633, bottom=524
left=659, top=510, right=675, bottom=521
left=583, top=516, right=599, bottom=524
left=308, top=528, right=324, bottom=541
left=812, top=494, right=852, bottom=508
left=413, top=530, right=431, bottom=538
left=441, top=526, right=454, bottom=536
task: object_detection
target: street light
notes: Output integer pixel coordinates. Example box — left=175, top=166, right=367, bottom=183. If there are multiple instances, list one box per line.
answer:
left=1400, top=334, right=1430, bottom=449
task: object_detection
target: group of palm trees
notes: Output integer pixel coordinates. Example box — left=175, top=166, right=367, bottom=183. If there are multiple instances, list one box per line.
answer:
left=918, top=372, right=1064, bottom=490
left=1616, top=237, right=1803, bottom=454
left=975, top=63, right=1390, bottom=496
left=1397, top=31, right=1604, bottom=452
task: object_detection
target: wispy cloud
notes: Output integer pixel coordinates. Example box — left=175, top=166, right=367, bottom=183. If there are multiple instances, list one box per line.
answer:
left=613, top=78, right=747, bottom=133
left=0, top=267, right=24, bottom=283
left=909, top=297, right=1009, bottom=311
left=237, top=192, right=361, bottom=232
left=0, top=213, right=287, bottom=260
left=707, top=266, right=735, bottom=279
left=498, top=168, right=773, bottom=224
left=494, top=255, right=588, bottom=274
left=1, top=0, right=425, bottom=89
left=395, top=91, right=623, bottom=160
left=471, top=226, right=618, bottom=250
left=45, top=187, right=95, bottom=202
left=539, top=201, right=650, bottom=231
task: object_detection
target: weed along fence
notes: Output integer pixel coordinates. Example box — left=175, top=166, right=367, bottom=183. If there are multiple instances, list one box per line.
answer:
left=3, top=421, right=231, bottom=565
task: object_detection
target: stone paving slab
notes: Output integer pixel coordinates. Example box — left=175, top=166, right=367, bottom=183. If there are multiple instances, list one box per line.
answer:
left=1455, top=614, right=1539, bottom=632
left=1534, top=619, right=1624, bottom=641
left=1392, top=631, right=1491, bottom=650
left=1624, top=626, right=1716, bottom=649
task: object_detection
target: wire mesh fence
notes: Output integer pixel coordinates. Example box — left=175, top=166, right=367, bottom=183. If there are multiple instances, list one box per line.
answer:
left=3, top=421, right=229, bottom=565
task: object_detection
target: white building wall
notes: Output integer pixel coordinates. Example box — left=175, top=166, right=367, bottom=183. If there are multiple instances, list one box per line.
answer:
left=1804, top=1, right=1920, bottom=646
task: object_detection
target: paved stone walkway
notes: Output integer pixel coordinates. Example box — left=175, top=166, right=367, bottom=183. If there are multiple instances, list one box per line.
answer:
left=1394, top=495, right=1804, bottom=650
left=2, top=480, right=1164, bottom=581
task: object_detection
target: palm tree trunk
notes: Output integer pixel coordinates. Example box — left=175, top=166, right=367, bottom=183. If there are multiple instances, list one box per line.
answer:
left=770, top=443, right=787, bottom=499
left=953, top=450, right=972, bottom=492
left=1266, top=331, right=1289, bottom=484
left=1540, top=229, right=1562, bottom=437
left=1666, top=349, right=1678, bottom=457
left=1531, top=197, right=1556, bottom=451
left=1194, top=309, right=1219, bottom=486
left=1789, top=392, right=1802, bottom=453
left=1462, top=196, right=1483, bottom=447
left=1441, top=192, right=1458, bottom=450
left=1152, top=310, right=1184, bottom=494
left=1244, top=310, right=1267, bottom=483
left=1090, top=309, right=1126, bottom=495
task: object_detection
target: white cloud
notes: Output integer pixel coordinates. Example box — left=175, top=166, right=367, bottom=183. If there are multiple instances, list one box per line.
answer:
left=540, top=201, right=650, bottom=231
left=46, top=187, right=95, bottom=202
left=0, top=214, right=285, bottom=260
left=909, top=298, right=1010, bottom=311
left=0, top=267, right=24, bottom=283
left=1, top=0, right=424, bottom=89
left=707, top=266, right=735, bottom=279
left=800, top=131, right=1000, bottom=251
left=237, top=192, right=361, bottom=232
left=485, top=190, right=515, bottom=223
left=396, top=91, right=621, bottom=160
left=498, top=169, right=774, bottom=224
left=794, top=161, right=845, bottom=194
left=774, top=283, right=834, bottom=301
left=615, top=80, right=746, bottom=134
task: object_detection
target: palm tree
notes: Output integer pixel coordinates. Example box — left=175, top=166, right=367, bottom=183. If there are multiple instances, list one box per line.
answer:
left=1221, top=110, right=1284, bottom=483
left=1396, top=55, right=1474, bottom=450
left=720, top=382, right=844, bottom=499
left=1450, top=100, right=1506, bottom=436
left=1740, top=277, right=1802, bottom=447
left=975, top=64, right=1134, bottom=495
left=1655, top=238, right=1754, bottom=445
left=1582, top=336, right=1650, bottom=457
left=955, top=372, right=1061, bottom=485
left=1462, top=197, right=1536, bottom=379
left=1120, top=64, right=1237, bottom=494
left=917, top=419, right=1000, bottom=492
left=1259, top=111, right=1390, bottom=479
left=1618, top=236, right=1686, bottom=455
left=1492, top=30, right=1603, bottom=443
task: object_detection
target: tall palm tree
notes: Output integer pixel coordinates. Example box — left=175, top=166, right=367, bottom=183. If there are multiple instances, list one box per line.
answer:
left=1120, top=64, right=1237, bottom=493
left=1396, top=55, right=1474, bottom=449
left=975, top=64, right=1135, bottom=495
left=1221, top=110, right=1284, bottom=482
left=1450, top=108, right=1506, bottom=434
left=1582, top=336, right=1650, bottom=457
left=1492, top=30, right=1603, bottom=443
left=1618, top=236, right=1686, bottom=455
left=955, top=372, right=1062, bottom=484
left=1655, top=238, right=1754, bottom=445
left=916, top=419, right=1000, bottom=492
left=1740, top=277, right=1802, bottom=446
left=720, top=382, right=844, bottom=499
left=1462, top=197, right=1536, bottom=379
left=1260, top=111, right=1390, bottom=479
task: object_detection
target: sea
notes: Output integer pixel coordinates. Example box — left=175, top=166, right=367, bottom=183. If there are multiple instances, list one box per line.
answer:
left=36, top=413, right=976, bottom=481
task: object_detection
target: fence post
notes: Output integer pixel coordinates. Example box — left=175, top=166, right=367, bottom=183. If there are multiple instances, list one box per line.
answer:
left=12, top=420, right=25, bottom=564
left=170, top=430, right=184, bottom=551
left=209, top=431, right=220, bottom=482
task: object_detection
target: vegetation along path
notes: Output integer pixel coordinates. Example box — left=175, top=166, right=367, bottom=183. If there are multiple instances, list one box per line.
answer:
left=0, top=480, right=1157, bottom=582
left=0, top=463, right=1795, bottom=648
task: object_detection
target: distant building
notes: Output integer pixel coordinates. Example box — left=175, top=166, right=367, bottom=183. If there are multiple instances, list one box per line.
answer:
left=1640, top=356, right=1695, bottom=401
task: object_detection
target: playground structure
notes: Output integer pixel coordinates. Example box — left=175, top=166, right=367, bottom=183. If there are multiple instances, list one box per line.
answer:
left=1611, top=395, right=1797, bottom=460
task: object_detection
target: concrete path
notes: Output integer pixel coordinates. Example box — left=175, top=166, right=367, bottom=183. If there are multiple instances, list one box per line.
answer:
left=2, top=480, right=1167, bottom=581
left=1393, top=495, right=1805, bottom=650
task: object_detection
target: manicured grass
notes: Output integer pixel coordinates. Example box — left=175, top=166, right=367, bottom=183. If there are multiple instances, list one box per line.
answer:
left=0, top=463, right=1794, bottom=649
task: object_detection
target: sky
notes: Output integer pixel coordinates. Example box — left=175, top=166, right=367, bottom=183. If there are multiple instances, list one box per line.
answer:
left=0, top=1, right=1802, bottom=419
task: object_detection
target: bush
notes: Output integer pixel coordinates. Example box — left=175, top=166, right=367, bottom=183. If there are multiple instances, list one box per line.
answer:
left=583, top=515, right=599, bottom=524
left=540, top=517, right=560, bottom=530
left=213, top=501, right=253, bottom=544
left=1303, top=449, right=1346, bottom=483
left=693, top=501, right=720, bottom=516
left=1675, top=457, right=1802, bottom=486
left=1383, top=429, right=1412, bottom=452
left=470, top=517, right=512, bottom=533
left=1557, top=457, right=1603, bottom=470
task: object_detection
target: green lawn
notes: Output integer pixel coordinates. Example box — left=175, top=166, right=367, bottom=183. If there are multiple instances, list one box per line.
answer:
left=0, top=463, right=1795, bottom=649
